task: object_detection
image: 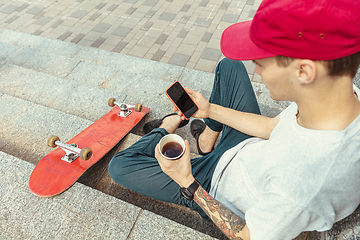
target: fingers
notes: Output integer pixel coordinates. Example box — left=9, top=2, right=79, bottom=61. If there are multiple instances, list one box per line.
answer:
left=185, top=87, right=195, bottom=96
left=184, top=140, right=190, bottom=156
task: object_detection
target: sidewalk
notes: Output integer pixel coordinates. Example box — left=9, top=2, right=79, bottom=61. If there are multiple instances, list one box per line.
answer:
left=0, top=0, right=261, bottom=73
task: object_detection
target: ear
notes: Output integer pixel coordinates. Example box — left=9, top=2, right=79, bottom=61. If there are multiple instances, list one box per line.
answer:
left=296, top=60, right=316, bottom=84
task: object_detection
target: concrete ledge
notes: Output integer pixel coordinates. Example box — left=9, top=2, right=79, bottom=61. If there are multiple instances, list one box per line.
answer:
left=0, top=151, right=215, bottom=239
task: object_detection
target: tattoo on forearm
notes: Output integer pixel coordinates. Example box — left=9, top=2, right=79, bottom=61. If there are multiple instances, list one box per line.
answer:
left=194, top=187, right=246, bottom=240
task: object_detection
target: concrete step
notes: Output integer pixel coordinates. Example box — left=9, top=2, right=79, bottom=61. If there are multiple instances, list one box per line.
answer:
left=0, top=93, right=93, bottom=165
left=0, top=93, right=225, bottom=238
left=0, top=151, right=216, bottom=240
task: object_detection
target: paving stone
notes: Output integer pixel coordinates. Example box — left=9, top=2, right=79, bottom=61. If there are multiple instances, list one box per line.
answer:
left=142, top=0, right=159, bottom=7
left=95, top=3, right=106, bottom=10
left=201, top=48, right=222, bottom=61
left=220, top=2, right=230, bottom=10
left=180, top=4, right=191, bottom=12
left=141, top=21, right=153, bottom=31
left=201, top=32, right=213, bottom=42
left=113, top=42, right=128, bottom=52
left=112, top=26, right=132, bottom=37
left=222, top=13, right=239, bottom=23
left=1, top=5, right=18, bottom=14
left=26, top=6, right=45, bottom=15
left=180, top=15, right=191, bottom=24
left=5, top=15, right=20, bottom=24
left=89, top=12, right=101, bottom=21
left=194, top=17, right=212, bottom=27
left=159, top=12, right=176, bottom=21
left=71, top=33, right=86, bottom=43
left=168, top=53, right=190, bottom=67
left=249, top=9, right=257, bottom=18
left=177, top=29, right=189, bottom=38
left=32, top=30, right=43, bottom=36
left=107, top=4, right=119, bottom=11
left=33, top=16, right=52, bottom=26
left=93, top=22, right=112, bottom=33
left=70, top=10, right=89, bottom=19
left=155, top=34, right=168, bottom=45
left=199, top=0, right=209, bottom=7
left=16, top=4, right=30, bottom=12
left=92, top=37, right=106, bottom=47
left=50, top=19, right=63, bottom=28
left=126, top=7, right=137, bottom=14
left=152, top=49, right=165, bottom=61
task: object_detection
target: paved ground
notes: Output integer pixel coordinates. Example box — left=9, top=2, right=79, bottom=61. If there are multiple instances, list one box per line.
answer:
left=0, top=0, right=261, bottom=73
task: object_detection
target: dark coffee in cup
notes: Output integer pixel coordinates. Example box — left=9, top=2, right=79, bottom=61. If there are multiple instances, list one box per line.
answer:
left=162, top=141, right=183, bottom=158
left=159, top=134, right=185, bottom=160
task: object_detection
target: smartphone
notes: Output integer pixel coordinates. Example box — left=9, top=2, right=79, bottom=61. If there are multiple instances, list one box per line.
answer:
left=165, top=81, right=198, bottom=120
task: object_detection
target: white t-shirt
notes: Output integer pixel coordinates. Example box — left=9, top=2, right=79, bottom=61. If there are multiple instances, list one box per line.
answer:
left=210, top=86, right=360, bottom=240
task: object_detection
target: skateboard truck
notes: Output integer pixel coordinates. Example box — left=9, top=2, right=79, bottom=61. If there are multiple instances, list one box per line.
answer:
left=46, top=135, right=92, bottom=163
left=108, top=98, right=142, bottom=117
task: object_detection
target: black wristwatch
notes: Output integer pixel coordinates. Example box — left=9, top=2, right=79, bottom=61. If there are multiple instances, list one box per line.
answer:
left=180, top=179, right=200, bottom=201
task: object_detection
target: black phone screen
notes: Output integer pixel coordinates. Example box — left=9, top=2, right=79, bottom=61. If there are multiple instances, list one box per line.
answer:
left=166, top=82, right=198, bottom=118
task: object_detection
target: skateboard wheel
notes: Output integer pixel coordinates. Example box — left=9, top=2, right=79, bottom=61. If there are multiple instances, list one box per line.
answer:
left=80, top=147, right=92, bottom=160
left=108, top=98, right=116, bottom=107
left=134, top=103, right=142, bottom=112
left=47, top=135, right=60, bottom=148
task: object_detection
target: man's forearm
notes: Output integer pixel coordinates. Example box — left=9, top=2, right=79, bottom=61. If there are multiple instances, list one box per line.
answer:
left=209, top=104, right=279, bottom=140
left=194, top=186, right=249, bottom=240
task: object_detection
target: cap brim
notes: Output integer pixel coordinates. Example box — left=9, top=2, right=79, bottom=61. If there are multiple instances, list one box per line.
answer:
left=220, top=21, right=277, bottom=61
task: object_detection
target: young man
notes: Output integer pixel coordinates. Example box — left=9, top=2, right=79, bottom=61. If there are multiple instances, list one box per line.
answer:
left=108, top=0, right=360, bottom=239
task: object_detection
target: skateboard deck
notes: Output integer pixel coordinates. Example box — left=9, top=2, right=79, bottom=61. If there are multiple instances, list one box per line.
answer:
left=29, top=101, right=150, bottom=197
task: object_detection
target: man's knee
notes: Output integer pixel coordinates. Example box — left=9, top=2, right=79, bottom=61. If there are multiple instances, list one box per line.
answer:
left=108, top=152, right=132, bottom=186
left=217, top=58, right=247, bottom=76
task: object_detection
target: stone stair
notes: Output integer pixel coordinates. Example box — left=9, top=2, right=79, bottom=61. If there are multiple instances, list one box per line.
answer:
left=0, top=28, right=359, bottom=239
left=0, top=28, right=224, bottom=239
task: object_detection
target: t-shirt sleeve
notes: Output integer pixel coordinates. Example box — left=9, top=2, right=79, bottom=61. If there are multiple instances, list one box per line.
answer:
left=245, top=192, right=322, bottom=240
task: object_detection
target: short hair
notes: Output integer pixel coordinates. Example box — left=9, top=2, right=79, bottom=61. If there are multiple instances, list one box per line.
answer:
left=275, top=51, right=360, bottom=79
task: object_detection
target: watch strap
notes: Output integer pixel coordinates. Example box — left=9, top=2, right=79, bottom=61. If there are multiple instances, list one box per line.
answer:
left=180, top=179, right=200, bottom=201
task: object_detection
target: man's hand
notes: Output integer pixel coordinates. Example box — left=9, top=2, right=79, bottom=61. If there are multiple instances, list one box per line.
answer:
left=155, top=139, right=195, bottom=188
left=173, top=87, right=212, bottom=120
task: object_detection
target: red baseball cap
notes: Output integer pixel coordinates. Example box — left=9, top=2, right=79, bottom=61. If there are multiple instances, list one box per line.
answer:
left=221, top=0, right=360, bottom=61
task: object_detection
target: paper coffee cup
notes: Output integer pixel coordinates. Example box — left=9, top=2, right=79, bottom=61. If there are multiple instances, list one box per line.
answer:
left=159, top=134, right=185, bottom=160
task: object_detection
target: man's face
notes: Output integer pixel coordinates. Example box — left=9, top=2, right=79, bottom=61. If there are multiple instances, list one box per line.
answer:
left=253, top=57, right=296, bottom=101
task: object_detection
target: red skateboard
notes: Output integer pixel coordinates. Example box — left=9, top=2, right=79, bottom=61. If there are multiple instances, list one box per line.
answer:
left=29, top=98, right=150, bottom=197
